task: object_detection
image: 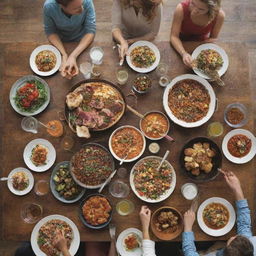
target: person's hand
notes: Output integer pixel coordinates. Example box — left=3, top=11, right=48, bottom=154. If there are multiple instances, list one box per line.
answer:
left=118, top=40, right=129, bottom=65
left=61, top=55, right=79, bottom=79
left=182, top=52, right=193, bottom=68
left=139, top=205, right=151, bottom=230
left=53, top=229, right=68, bottom=252
left=184, top=209, right=195, bottom=232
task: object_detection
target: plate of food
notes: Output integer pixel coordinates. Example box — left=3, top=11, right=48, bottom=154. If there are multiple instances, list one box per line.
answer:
left=31, top=214, right=80, bottom=256
left=50, top=161, right=85, bottom=203
left=79, top=194, right=112, bottom=229
left=23, top=138, right=56, bottom=172
left=116, top=228, right=142, bottom=256
left=109, top=125, right=146, bottom=163
left=191, top=43, right=229, bottom=79
left=163, top=74, right=216, bottom=128
left=132, top=75, right=152, bottom=94
left=7, top=167, right=34, bottom=196
left=197, top=197, right=236, bottom=237
left=70, top=143, right=115, bottom=189
left=126, top=41, right=160, bottom=73
left=151, top=206, right=183, bottom=240
left=222, top=129, right=256, bottom=164
left=9, top=75, right=50, bottom=116
left=30, top=45, right=61, bottom=76
left=130, top=156, right=176, bottom=203
left=180, top=137, right=222, bottom=182
left=65, top=79, right=126, bottom=138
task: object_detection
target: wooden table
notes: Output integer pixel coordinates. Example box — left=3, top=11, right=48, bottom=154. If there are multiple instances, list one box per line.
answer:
left=1, top=41, right=255, bottom=241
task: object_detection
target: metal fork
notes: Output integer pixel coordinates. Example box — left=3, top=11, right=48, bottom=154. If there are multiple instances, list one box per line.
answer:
left=109, top=224, right=118, bottom=256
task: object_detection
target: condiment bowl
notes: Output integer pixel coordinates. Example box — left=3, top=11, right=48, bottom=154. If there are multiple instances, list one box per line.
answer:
left=224, top=103, right=248, bottom=128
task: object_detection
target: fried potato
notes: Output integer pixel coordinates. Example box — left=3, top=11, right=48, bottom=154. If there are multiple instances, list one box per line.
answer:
left=184, top=148, right=195, bottom=156
left=191, top=168, right=200, bottom=176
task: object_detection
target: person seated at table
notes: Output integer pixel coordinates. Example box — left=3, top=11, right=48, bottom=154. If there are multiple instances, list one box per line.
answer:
left=112, top=0, right=162, bottom=63
left=170, top=0, right=225, bottom=67
left=183, top=170, right=255, bottom=256
left=43, top=0, right=96, bottom=79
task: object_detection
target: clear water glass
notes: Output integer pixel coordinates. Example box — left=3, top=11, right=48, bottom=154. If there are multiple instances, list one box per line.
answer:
left=21, top=203, right=43, bottom=224
left=21, top=116, right=38, bottom=134
left=109, top=180, right=129, bottom=198
left=90, top=47, right=104, bottom=65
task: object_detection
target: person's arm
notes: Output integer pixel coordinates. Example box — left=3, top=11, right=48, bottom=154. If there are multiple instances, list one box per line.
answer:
left=182, top=210, right=199, bottom=256
left=53, top=230, right=72, bottom=256
left=170, top=4, right=192, bottom=67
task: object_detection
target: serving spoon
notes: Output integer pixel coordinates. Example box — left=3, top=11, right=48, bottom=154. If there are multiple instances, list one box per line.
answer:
left=0, top=177, right=12, bottom=181
left=156, top=150, right=170, bottom=171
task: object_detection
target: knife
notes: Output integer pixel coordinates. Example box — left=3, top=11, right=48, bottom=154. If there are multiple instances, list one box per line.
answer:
left=98, top=169, right=117, bottom=193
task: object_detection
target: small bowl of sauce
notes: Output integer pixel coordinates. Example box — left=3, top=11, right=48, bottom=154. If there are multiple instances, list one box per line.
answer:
left=224, top=103, right=248, bottom=128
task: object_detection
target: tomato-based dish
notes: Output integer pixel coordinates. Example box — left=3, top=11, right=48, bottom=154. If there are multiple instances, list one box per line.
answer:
left=130, top=46, right=156, bottom=68
left=226, top=107, right=245, bottom=125
left=35, top=50, right=57, bottom=72
left=227, top=134, right=252, bottom=158
left=30, top=144, right=48, bottom=166
left=123, top=233, right=141, bottom=251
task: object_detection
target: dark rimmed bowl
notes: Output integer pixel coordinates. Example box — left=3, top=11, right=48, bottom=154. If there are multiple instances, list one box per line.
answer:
left=179, top=137, right=222, bottom=182
left=79, top=193, right=112, bottom=229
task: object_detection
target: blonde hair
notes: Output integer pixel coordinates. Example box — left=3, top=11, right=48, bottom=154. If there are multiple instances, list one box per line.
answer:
left=200, top=0, right=221, bottom=21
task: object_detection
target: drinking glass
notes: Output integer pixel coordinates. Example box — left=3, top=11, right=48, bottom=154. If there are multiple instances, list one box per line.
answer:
left=90, top=47, right=104, bottom=65
left=61, top=136, right=75, bottom=151
left=156, top=63, right=168, bottom=77
left=116, top=67, right=128, bottom=85
left=91, top=64, right=101, bottom=78
left=80, top=62, right=92, bottom=79
left=159, top=75, right=170, bottom=87
left=21, top=116, right=38, bottom=134
left=117, top=167, right=128, bottom=179
left=21, top=203, right=43, bottom=224
left=109, top=180, right=129, bottom=198
left=116, top=200, right=134, bottom=216
left=181, top=183, right=198, bottom=200
left=34, top=180, right=49, bottom=196
left=207, top=122, right=224, bottom=137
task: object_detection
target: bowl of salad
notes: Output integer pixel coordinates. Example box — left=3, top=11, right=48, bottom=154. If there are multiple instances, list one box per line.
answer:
left=132, top=75, right=152, bottom=94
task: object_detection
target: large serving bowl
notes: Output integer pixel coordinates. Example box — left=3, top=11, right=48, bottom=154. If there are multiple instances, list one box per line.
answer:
left=179, top=137, right=222, bottom=182
left=70, top=143, right=115, bottom=189
left=109, top=125, right=146, bottom=163
left=163, top=74, right=216, bottom=128
left=151, top=206, right=183, bottom=241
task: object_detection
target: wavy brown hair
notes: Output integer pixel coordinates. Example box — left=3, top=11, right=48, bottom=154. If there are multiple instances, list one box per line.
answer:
left=121, top=0, right=161, bottom=22
left=200, top=0, right=221, bottom=21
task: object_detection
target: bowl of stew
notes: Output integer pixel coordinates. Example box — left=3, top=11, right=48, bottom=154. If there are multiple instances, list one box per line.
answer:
left=224, top=103, right=248, bottom=128
left=133, top=75, right=152, bottom=94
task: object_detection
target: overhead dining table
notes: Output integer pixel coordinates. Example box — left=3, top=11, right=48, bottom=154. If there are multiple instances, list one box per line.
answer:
left=0, top=41, right=255, bottom=242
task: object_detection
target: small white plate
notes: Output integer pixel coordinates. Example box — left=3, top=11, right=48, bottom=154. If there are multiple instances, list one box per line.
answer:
left=23, top=138, right=56, bottom=172
left=116, top=228, right=142, bottom=256
left=30, top=45, right=61, bottom=76
left=7, top=167, right=34, bottom=196
left=31, top=214, right=80, bottom=256
left=126, top=41, right=160, bottom=73
left=192, top=43, right=229, bottom=79
left=197, top=197, right=236, bottom=237
left=222, top=129, right=256, bottom=164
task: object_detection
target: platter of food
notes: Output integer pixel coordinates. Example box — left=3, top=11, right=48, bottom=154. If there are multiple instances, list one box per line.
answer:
left=180, top=137, right=222, bottom=182
left=65, top=80, right=126, bottom=138
left=197, top=197, right=236, bottom=237
left=130, top=156, right=176, bottom=203
left=70, top=143, right=115, bottom=189
left=191, top=43, right=229, bottom=79
left=79, top=194, right=112, bottom=229
left=222, top=129, right=256, bottom=164
left=109, top=125, right=146, bottom=163
left=116, top=228, right=142, bottom=256
left=126, top=41, right=160, bottom=73
left=31, top=214, right=80, bottom=256
left=7, top=167, right=34, bottom=196
left=50, top=161, right=85, bottom=203
left=9, top=75, right=50, bottom=116
left=151, top=207, right=183, bottom=240
left=23, top=138, right=56, bottom=172
left=29, top=45, right=61, bottom=76
left=163, top=74, right=216, bottom=128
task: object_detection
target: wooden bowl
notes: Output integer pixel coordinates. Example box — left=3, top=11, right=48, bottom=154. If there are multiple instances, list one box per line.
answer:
left=151, top=206, right=183, bottom=241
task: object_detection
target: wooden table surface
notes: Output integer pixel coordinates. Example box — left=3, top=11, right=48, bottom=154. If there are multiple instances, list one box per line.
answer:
left=1, top=41, right=255, bottom=241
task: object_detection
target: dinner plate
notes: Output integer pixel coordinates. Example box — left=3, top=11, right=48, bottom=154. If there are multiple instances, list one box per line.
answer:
left=130, top=156, right=176, bottom=203
left=191, top=43, right=229, bottom=79
left=23, top=138, right=56, bottom=172
left=197, top=197, right=236, bottom=237
left=126, top=41, right=160, bottom=73
left=30, top=45, right=61, bottom=76
left=50, top=161, right=86, bottom=203
left=163, top=74, right=216, bottom=128
left=9, top=75, right=50, bottom=116
left=116, top=228, right=143, bottom=256
left=31, top=214, right=80, bottom=256
left=222, top=129, right=256, bottom=164
left=7, top=167, right=34, bottom=196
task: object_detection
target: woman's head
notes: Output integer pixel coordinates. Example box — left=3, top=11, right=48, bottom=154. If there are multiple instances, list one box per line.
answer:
left=56, top=0, right=84, bottom=15
left=224, top=235, right=254, bottom=256
left=189, top=0, right=221, bottom=20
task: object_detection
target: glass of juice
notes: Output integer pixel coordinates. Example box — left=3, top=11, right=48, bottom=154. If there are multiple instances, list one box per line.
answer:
left=34, top=180, right=49, bottom=196
left=116, top=67, right=128, bottom=85
left=207, top=122, right=224, bottom=137
left=116, top=200, right=134, bottom=216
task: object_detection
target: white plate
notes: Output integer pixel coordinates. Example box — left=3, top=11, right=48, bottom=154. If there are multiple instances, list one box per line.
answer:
left=23, top=138, right=56, bottom=172
left=197, top=197, right=236, bottom=237
left=9, top=75, right=50, bottom=116
left=130, top=156, right=176, bottom=203
left=31, top=214, right=80, bottom=256
left=126, top=41, right=160, bottom=73
left=116, top=228, right=143, bottom=256
left=192, top=43, right=229, bottom=79
left=109, top=125, right=146, bottom=163
left=7, top=167, right=34, bottom=196
left=222, top=129, right=256, bottom=164
left=30, top=45, right=61, bottom=76
left=163, top=74, right=216, bottom=128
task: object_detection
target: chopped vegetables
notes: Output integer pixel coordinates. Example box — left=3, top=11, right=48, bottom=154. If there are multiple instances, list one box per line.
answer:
left=130, top=46, right=156, bottom=68
left=196, top=49, right=223, bottom=71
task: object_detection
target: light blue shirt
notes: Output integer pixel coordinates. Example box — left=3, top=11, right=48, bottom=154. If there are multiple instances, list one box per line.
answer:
left=182, top=199, right=256, bottom=256
left=43, top=0, right=96, bottom=42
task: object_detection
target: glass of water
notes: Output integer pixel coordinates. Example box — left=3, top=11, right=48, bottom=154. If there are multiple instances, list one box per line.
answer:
left=20, top=202, right=43, bottom=224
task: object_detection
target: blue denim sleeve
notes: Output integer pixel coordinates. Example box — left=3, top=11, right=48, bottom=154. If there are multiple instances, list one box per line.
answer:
left=43, top=4, right=57, bottom=36
left=83, top=0, right=96, bottom=34
left=182, top=232, right=200, bottom=256
left=236, top=199, right=252, bottom=238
